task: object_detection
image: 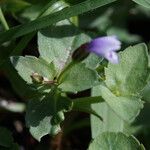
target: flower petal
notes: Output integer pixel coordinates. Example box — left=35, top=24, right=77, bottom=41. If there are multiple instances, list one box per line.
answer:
left=105, top=51, right=119, bottom=64
left=85, top=35, right=121, bottom=64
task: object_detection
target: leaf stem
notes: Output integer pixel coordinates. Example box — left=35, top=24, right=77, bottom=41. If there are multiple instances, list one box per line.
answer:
left=0, top=7, right=9, bottom=30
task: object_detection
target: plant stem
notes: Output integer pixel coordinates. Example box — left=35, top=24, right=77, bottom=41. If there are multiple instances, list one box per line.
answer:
left=0, top=7, right=9, bottom=30
left=57, top=61, right=78, bottom=83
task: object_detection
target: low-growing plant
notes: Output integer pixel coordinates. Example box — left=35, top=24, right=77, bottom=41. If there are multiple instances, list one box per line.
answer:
left=0, top=0, right=150, bottom=149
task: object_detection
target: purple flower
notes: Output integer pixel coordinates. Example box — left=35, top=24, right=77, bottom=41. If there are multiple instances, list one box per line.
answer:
left=85, top=36, right=121, bottom=64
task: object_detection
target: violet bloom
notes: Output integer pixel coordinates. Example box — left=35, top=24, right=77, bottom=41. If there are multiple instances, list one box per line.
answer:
left=85, top=36, right=121, bottom=64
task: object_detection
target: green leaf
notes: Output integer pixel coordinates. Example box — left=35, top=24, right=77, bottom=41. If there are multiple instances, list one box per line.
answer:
left=18, top=0, right=68, bottom=22
left=10, top=56, right=56, bottom=84
left=88, top=132, right=145, bottom=150
left=91, top=85, right=125, bottom=138
left=141, top=72, right=150, bottom=102
left=91, top=102, right=125, bottom=138
left=105, top=43, right=149, bottom=96
left=73, top=96, right=104, bottom=120
left=132, top=0, right=150, bottom=9
left=2, top=61, right=43, bottom=99
left=38, top=19, right=101, bottom=71
left=26, top=93, right=73, bottom=141
left=58, top=63, right=99, bottom=93
left=91, top=96, right=139, bottom=138
left=38, top=19, right=94, bottom=71
left=29, top=116, right=52, bottom=142
left=18, top=5, right=44, bottom=22
left=0, top=0, right=116, bottom=44
left=1, top=0, right=30, bottom=13
left=83, top=53, right=102, bottom=69
left=141, top=84, right=150, bottom=102
left=38, top=20, right=78, bottom=70
left=91, top=44, right=148, bottom=139
left=100, top=85, right=143, bottom=122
